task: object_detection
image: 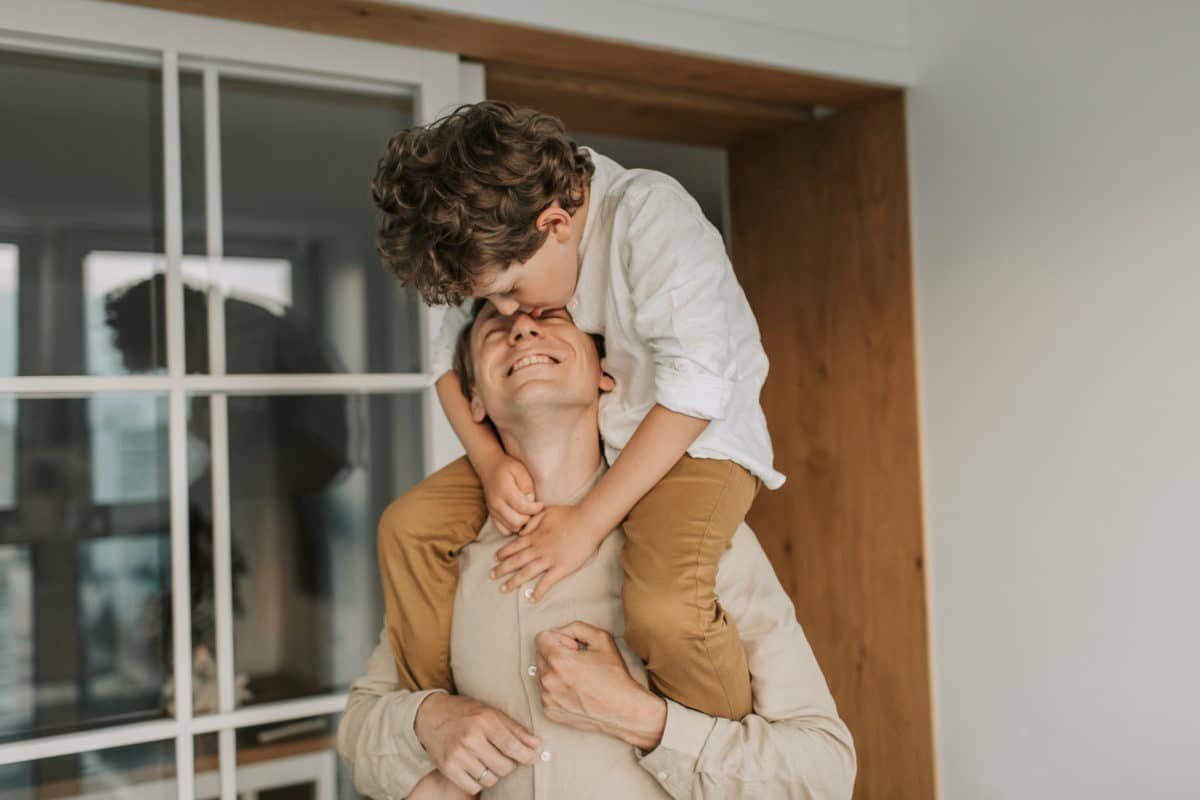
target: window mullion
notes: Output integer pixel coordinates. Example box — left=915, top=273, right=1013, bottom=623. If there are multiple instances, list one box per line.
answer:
left=202, top=64, right=239, bottom=800
left=163, top=48, right=197, bottom=800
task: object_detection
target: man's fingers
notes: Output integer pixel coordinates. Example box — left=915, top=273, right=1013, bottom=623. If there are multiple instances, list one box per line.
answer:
left=554, top=620, right=607, bottom=649
left=496, top=533, right=534, bottom=562
left=490, top=724, right=538, bottom=765
left=503, top=717, right=542, bottom=751
left=502, top=559, right=548, bottom=593
left=491, top=548, right=539, bottom=580
left=443, top=763, right=483, bottom=796
left=476, top=744, right=518, bottom=780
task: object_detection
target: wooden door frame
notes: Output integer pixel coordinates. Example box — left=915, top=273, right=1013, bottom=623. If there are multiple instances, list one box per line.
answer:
left=112, top=3, right=936, bottom=797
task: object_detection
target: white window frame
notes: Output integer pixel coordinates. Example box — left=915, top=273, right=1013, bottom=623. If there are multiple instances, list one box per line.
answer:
left=0, top=1, right=478, bottom=797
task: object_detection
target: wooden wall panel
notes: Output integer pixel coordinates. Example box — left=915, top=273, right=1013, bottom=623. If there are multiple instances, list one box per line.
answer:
left=729, top=94, right=935, bottom=799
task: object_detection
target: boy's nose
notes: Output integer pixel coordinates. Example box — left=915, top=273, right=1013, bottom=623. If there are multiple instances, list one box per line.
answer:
left=490, top=296, right=520, bottom=315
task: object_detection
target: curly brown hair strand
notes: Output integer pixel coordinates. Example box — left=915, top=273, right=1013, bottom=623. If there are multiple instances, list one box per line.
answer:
left=371, top=100, right=595, bottom=305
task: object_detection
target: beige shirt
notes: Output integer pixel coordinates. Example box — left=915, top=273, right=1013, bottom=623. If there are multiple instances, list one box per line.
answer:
left=430, top=145, right=786, bottom=490
left=337, top=463, right=854, bottom=799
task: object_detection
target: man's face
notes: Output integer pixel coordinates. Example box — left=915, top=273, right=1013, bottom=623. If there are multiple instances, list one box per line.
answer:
left=467, top=304, right=612, bottom=426
left=470, top=200, right=581, bottom=316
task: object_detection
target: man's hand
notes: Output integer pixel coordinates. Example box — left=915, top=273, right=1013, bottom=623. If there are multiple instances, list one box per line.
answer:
left=413, top=692, right=542, bottom=795
left=406, top=768, right=476, bottom=800
left=477, top=451, right=544, bottom=534
left=534, top=622, right=668, bottom=751
left=491, top=505, right=607, bottom=601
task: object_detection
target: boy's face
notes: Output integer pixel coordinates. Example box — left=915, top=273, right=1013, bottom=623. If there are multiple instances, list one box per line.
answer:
left=471, top=197, right=583, bottom=316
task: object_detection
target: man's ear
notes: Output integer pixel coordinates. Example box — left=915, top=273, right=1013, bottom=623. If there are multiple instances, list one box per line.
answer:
left=598, top=371, right=616, bottom=393
left=469, top=390, right=488, bottom=423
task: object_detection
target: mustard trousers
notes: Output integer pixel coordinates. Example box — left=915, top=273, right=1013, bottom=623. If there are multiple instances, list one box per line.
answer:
left=376, top=453, right=761, bottom=719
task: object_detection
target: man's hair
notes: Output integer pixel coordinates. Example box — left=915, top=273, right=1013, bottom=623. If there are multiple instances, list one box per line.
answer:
left=371, top=100, right=595, bottom=305
left=450, top=301, right=606, bottom=401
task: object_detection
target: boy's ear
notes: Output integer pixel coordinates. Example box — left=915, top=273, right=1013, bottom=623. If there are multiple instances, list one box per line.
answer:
left=469, top=390, right=488, bottom=423
left=598, top=371, right=616, bottom=393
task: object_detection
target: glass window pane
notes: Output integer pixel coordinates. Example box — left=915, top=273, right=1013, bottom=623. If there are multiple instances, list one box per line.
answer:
left=218, top=78, right=421, bottom=374
left=0, top=739, right=175, bottom=799
left=227, top=394, right=422, bottom=705
left=0, top=50, right=182, bottom=377
left=0, top=395, right=173, bottom=741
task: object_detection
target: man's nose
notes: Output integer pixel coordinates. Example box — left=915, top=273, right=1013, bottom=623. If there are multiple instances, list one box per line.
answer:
left=507, top=312, right=543, bottom=344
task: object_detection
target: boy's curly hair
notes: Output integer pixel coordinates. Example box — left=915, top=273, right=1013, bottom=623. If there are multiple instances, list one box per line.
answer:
left=370, top=100, right=595, bottom=305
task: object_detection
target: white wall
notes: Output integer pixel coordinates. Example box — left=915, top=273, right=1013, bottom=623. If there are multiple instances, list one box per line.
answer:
left=380, top=0, right=914, bottom=86
left=906, top=2, right=1200, bottom=797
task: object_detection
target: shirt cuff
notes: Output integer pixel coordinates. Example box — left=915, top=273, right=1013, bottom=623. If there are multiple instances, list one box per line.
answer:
left=386, top=689, right=447, bottom=788
left=654, top=360, right=734, bottom=421
left=637, top=698, right=717, bottom=787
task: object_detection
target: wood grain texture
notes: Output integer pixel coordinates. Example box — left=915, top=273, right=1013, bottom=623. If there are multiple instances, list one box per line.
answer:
left=729, top=93, right=936, bottom=799
left=484, top=60, right=811, bottom=147
left=109, top=0, right=891, bottom=108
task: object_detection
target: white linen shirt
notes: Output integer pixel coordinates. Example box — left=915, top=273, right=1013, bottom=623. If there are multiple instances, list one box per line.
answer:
left=430, top=146, right=786, bottom=489
left=336, top=462, right=855, bottom=799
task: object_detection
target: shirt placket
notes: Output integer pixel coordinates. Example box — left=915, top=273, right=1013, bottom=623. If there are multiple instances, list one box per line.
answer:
left=515, top=581, right=552, bottom=797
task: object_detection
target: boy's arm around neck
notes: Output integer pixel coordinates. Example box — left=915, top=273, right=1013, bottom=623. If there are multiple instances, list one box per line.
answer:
left=576, top=403, right=709, bottom=539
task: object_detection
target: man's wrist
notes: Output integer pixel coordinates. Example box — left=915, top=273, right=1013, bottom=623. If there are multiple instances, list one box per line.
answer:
left=412, top=690, right=450, bottom=752
left=617, top=690, right=667, bottom=751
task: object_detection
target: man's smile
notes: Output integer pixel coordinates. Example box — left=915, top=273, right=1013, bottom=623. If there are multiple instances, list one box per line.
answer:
left=506, top=352, right=561, bottom=376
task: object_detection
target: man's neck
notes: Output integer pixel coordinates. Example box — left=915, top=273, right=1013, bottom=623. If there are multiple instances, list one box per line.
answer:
left=498, top=409, right=603, bottom=506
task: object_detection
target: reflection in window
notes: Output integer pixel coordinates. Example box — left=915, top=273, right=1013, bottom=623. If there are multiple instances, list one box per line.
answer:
left=79, top=536, right=171, bottom=712
left=1, top=244, right=15, bottom=509
left=1, top=396, right=173, bottom=742
left=0, top=738, right=175, bottom=799
left=85, top=253, right=293, bottom=506
left=85, top=250, right=294, bottom=375
left=0, top=546, right=33, bottom=739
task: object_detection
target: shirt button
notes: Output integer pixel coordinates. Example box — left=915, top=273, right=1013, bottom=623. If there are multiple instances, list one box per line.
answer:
left=523, top=587, right=534, bottom=600
left=540, top=750, right=552, bottom=762
left=527, top=664, right=538, bottom=676
left=657, top=771, right=668, bottom=781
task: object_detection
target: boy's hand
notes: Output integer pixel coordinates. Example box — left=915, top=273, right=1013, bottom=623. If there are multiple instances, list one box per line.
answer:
left=478, top=452, right=544, bottom=534
left=490, top=505, right=608, bottom=601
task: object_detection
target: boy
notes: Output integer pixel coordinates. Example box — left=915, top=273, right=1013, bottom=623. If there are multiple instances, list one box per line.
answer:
left=371, top=100, right=785, bottom=721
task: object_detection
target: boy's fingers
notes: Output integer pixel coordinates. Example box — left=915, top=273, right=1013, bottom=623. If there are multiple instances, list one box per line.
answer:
left=511, top=465, right=536, bottom=496
left=517, top=512, right=546, bottom=536
left=496, top=535, right=534, bottom=561
left=532, top=568, right=564, bottom=603
left=496, top=504, right=529, bottom=534
left=491, top=548, right=538, bottom=580
left=502, top=559, right=548, bottom=593
left=508, top=488, right=543, bottom=516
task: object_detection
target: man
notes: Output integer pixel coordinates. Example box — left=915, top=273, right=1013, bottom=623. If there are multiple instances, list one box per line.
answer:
left=336, top=304, right=855, bottom=799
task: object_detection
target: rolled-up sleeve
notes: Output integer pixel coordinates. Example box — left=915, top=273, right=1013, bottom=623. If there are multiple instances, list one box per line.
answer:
left=428, top=299, right=475, bottom=379
left=335, top=625, right=446, bottom=799
left=621, top=185, right=740, bottom=421
left=635, top=525, right=857, bottom=798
